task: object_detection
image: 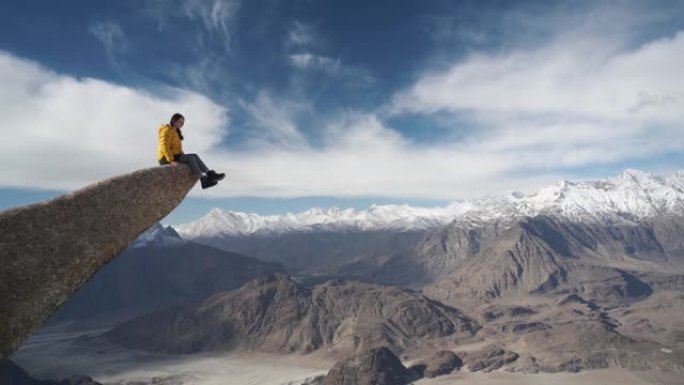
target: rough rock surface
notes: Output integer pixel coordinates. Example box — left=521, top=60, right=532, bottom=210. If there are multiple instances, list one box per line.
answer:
left=411, top=350, right=462, bottom=378
left=323, top=347, right=414, bottom=385
left=422, top=216, right=676, bottom=305
left=105, top=273, right=479, bottom=356
left=461, top=345, right=519, bottom=372
left=0, top=359, right=102, bottom=385
left=0, top=164, right=197, bottom=359
left=472, top=296, right=684, bottom=373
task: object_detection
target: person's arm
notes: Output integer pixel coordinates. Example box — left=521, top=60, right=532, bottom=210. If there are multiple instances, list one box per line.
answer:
left=159, top=125, right=176, bottom=164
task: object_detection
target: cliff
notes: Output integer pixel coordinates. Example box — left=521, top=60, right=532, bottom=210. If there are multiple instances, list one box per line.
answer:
left=0, top=164, right=197, bottom=359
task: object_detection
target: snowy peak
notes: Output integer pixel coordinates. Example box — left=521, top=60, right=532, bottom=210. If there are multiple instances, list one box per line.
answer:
left=614, top=168, right=665, bottom=185
left=667, top=171, right=684, bottom=190
left=176, top=204, right=458, bottom=238
left=131, top=223, right=184, bottom=248
left=175, top=169, right=684, bottom=238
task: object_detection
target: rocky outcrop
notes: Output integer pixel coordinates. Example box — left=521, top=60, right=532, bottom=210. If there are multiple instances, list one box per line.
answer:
left=323, top=347, right=415, bottom=385
left=0, top=164, right=197, bottom=359
left=105, top=273, right=479, bottom=356
left=423, top=216, right=677, bottom=305
left=410, top=350, right=462, bottom=378
left=461, top=345, right=519, bottom=372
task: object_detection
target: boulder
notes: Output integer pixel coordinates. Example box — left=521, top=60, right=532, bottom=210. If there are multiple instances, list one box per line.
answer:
left=462, top=345, right=519, bottom=372
left=410, top=350, right=462, bottom=378
left=324, top=347, right=415, bottom=385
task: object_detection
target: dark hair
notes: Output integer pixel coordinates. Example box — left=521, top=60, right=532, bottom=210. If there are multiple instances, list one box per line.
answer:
left=170, top=113, right=185, bottom=141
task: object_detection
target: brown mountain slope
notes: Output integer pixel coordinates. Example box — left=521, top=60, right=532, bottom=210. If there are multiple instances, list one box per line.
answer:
left=105, top=273, right=479, bottom=357
left=423, top=216, right=684, bottom=305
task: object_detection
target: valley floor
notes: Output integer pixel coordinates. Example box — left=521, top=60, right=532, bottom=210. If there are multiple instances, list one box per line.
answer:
left=9, top=327, right=681, bottom=385
left=10, top=327, right=329, bottom=385
left=415, top=369, right=680, bottom=385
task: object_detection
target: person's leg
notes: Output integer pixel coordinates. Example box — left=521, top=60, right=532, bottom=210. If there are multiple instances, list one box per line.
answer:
left=186, top=154, right=210, bottom=173
left=179, top=153, right=224, bottom=185
left=191, top=154, right=225, bottom=181
left=176, top=154, right=203, bottom=178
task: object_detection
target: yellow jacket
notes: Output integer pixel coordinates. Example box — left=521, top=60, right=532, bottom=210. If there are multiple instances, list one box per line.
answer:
left=157, top=124, right=183, bottom=163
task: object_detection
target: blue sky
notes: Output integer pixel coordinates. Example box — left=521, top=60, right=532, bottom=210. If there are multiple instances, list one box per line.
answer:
left=1, top=0, right=683, bottom=225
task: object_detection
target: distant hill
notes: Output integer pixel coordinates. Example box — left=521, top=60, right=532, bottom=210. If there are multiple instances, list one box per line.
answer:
left=105, top=273, right=479, bottom=357
left=47, top=224, right=284, bottom=329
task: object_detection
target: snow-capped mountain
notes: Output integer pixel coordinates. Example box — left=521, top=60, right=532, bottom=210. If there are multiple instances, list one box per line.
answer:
left=131, top=223, right=185, bottom=248
left=175, top=169, right=684, bottom=238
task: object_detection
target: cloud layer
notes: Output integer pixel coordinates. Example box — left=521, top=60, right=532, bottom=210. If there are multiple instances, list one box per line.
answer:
left=392, top=31, right=684, bottom=122
left=2, top=2, right=683, bottom=202
left=0, top=52, right=228, bottom=190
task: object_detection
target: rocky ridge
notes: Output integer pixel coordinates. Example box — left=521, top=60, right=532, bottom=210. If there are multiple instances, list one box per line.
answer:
left=323, top=347, right=417, bottom=385
left=105, top=273, right=479, bottom=356
left=421, top=215, right=684, bottom=304
left=176, top=169, right=684, bottom=238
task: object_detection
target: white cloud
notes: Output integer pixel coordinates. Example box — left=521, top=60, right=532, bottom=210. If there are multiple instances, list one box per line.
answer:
left=288, top=53, right=374, bottom=86
left=199, top=19, right=684, bottom=199
left=284, top=21, right=374, bottom=88
left=384, top=14, right=684, bottom=183
left=164, top=56, right=230, bottom=95
left=89, top=20, right=128, bottom=66
left=5, top=1, right=684, bottom=204
left=183, top=0, right=241, bottom=50
left=240, top=91, right=310, bottom=150
left=289, top=53, right=339, bottom=72
left=286, top=21, right=320, bottom=48
left=199, top=111, right=588, bottom=199
left=0, top=51, right=228, bottom=190
left=201, top=118, right=679, bottom=201
left=392, top=30, right=684, bottom=122
left=2, top=48, right=676, bottom=202
left=142, top=0, right=241, bottom=51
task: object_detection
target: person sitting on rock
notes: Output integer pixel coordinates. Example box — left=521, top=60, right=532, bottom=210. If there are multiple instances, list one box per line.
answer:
left=157, top=113, right=225, bottom=189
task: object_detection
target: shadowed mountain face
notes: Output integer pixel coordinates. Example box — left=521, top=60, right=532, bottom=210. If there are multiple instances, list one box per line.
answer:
left=0, top=164, right=197, bottom=360
left=187, top=230, right=427, bottom=280
left=46, top=241, right=285, bottom=329
left=0, top=359, right=101, bottom=385
left=410, top=216, right=684, bottom=304
left=105, top=273, right=479, bottom=356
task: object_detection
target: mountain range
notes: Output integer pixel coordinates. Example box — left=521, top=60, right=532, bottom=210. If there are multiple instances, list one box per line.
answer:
left=176, top=169, right=684, bottom=238
left=171, top=170, right=684, bottom=292
left=17, top=168, right=684, bottom=378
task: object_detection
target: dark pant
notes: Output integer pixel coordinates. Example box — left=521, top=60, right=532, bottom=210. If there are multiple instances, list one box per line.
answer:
left=159, top=153, right=209, bottom=178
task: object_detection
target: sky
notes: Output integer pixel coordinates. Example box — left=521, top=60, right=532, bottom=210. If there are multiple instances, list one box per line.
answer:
left=0, top=0, right=683, bottom=225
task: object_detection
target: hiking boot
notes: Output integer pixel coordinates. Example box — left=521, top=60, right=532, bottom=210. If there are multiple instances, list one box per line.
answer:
left=207, top=170, right=225, bottom=181
left=201, top=175, right=218, bottom=189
